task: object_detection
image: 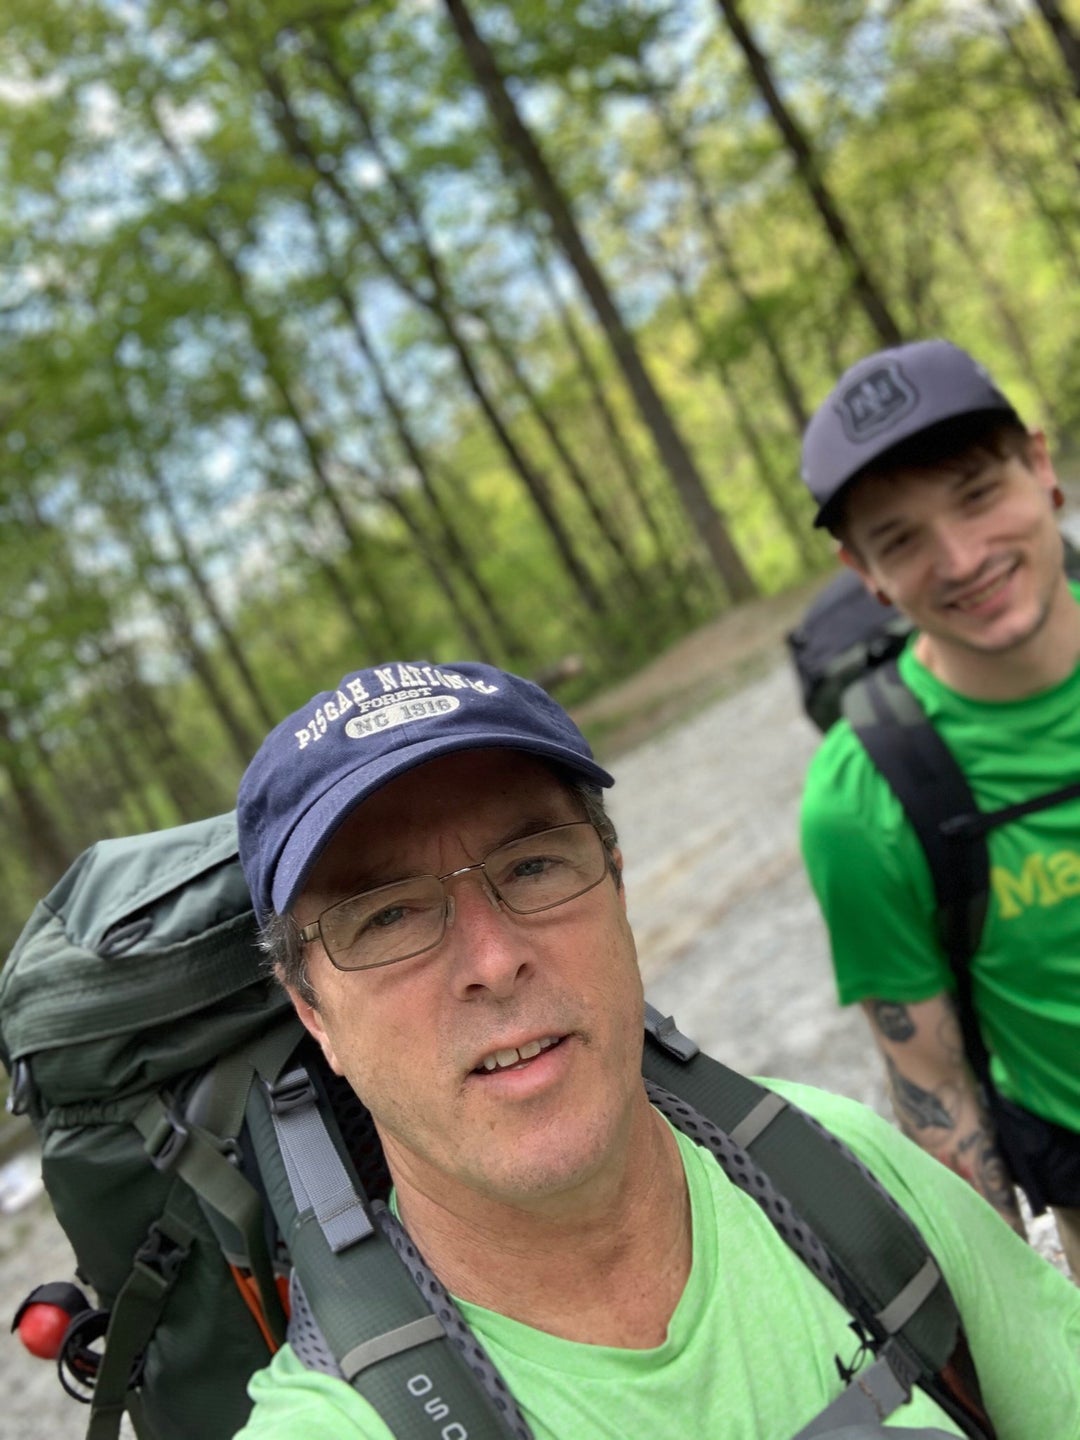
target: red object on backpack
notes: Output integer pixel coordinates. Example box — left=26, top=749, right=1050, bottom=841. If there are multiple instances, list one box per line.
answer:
left=12, top=1282, right=90, bottom=1360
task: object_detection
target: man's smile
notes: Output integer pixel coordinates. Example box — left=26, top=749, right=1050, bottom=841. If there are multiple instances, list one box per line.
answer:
left=472, top=1034, right=567, bottom=1074
left=943, top=560, right=1018, bottom=614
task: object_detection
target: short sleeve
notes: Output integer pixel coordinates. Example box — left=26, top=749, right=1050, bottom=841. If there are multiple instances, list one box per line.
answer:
left=234, top=1344, right=396, bottom=1440
left=800, top=723, right=953, bottom=1004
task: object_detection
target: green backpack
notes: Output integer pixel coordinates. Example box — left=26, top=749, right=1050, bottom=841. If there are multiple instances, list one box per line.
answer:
left=0, top=813, right=994, bottom=1440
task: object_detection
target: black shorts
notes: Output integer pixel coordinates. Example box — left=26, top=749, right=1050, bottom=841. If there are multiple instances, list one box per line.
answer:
left=990, top=1092, right=1080, bottom=1213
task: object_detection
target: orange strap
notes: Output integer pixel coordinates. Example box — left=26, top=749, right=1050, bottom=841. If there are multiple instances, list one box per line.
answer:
left=228, top=1266, right=291, bottom=1353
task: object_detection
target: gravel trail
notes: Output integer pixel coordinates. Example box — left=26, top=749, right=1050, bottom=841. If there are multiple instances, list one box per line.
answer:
left=0, top=654, right=1070, bottom=1439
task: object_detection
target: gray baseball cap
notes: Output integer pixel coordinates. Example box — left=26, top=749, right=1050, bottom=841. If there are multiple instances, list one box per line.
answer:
left=801, top=339, right=1021, bottom=527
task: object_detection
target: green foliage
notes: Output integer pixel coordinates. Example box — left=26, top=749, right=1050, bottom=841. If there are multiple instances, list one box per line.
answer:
left=1, top=0, right=1078, bottom=955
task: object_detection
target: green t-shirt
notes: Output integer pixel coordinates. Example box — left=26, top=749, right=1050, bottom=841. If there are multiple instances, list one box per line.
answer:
left=234, top=1082, right=1080, bottom=1440
left=801, top=639, right=1080, bottom=1130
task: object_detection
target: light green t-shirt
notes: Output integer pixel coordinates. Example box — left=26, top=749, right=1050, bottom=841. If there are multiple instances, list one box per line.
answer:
left=235, top=1082, right=1080, bottom=1440
left=801, top=638, right=1080, bottom=1130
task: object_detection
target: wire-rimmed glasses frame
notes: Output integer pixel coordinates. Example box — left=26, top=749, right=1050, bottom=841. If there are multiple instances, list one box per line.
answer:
left=296, top=820, right=611, bottom=973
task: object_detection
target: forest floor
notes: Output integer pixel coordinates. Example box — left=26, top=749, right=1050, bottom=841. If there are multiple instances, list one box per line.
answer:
left=0, top=567, right=1072, bottom=1439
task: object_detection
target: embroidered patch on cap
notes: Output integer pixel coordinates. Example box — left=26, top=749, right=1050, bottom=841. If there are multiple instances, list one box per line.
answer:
left=835, top=361, right=918, bottom=444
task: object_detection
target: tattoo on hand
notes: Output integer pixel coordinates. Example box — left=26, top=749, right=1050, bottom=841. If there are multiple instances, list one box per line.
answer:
left=884, top=1055, right=954, bottom=1132
left=871, top=1002, right=916, bottom=1043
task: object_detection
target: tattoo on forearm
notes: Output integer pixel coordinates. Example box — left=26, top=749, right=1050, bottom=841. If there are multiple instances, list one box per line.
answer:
left=936, top=997, right=966, bottom=1067
left=956, top=1129, right=1020, bottom=1219
left=884, top=1055, right=954, bottom=1132
left=870, top=1002, right=916, bottom=1043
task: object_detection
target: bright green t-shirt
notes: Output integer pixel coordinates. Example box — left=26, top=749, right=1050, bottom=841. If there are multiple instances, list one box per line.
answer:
left=801, top=638, right=1080, bottom=1130
left=234, top=1082, right=1080, bottom=1440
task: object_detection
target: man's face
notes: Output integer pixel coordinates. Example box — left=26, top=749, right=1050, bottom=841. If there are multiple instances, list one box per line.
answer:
left=840, top=434, right=1065, bottom=660
left=288, top=749, right=645, bottom=1214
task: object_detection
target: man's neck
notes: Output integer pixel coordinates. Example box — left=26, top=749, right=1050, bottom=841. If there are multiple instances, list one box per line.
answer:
left=916, top=575, right=1080, bottom=700
left=387, top=1099, right=692, bottom=1349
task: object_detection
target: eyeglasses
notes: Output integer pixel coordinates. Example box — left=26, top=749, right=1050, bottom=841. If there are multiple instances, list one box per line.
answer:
left=298, top=821, right=611, bottom=972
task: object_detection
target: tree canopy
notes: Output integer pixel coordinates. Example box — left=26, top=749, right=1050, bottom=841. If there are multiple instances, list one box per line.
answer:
left=1, top=0, right=1077, bottom=948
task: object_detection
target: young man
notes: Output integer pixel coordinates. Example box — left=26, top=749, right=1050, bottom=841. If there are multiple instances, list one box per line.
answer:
left=799, top=338, right=1080, bottom=1278
left=235, top=658, right=1079, bottom=1438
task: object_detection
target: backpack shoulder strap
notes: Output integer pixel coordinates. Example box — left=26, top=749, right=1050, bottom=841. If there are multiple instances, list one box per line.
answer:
left=641, top=1006, right=995, bottom=1440
left=842, top=660, right=989, bottom=972
left=841, top=661, right=995, bottom=1094
left=244, top=1046, right=533, bottom=1440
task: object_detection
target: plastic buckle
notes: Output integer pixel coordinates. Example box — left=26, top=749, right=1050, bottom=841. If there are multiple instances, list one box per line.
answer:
left=135, top=1223, right=190, bottom=1286
left=144, top=1108, right=190, bottom=1172
left=267, top=1070, right=316, bottom=1116
left=7, top=1059, right=36, bottom=1117
left=644, top=1004, right=700, bottom=1062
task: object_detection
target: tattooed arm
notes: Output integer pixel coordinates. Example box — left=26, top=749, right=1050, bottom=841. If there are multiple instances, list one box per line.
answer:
left=861, top=994, right=1026, bottom=1237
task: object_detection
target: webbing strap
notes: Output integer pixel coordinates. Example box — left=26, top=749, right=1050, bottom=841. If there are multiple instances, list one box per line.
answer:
left=875, top=1258, right=942, bottom=1335
left=844, top=663, right=994, bottom=1091
left=85, top=1190, right=194, bottom=1440
left=339, top=1315, right=445, bottom=1379
left=844, top=662, right=989, bottom=970
left=268, top=1066, right=373, bottom=1252
left=135, top=1093, right=286, bottom=1345
left=730, top=1091, right=788, bottom=1149
left=790, top=1341, right=916, bottom=1439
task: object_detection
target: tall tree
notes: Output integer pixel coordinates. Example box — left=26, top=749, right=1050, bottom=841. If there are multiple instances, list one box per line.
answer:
left=441, top=0, right=757, bottom=603
left=1032, top=0, right=1080, bottom=95
left=713, top=0, right=903, bottom=349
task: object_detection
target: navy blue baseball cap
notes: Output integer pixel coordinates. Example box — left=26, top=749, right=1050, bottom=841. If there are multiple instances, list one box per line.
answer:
left=237, top=659, right=614, bottom=923
left=801, top=339, right=1022, bottom=527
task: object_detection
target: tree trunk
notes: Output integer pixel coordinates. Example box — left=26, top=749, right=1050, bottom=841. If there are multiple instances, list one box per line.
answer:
left=661, top=249, right=819, bottom=570
left=1032, top=0, right=1080, bottom=96
left=941, top=191, right=1056, bottom=424
left=647, top=85, right=811, bottom=438
left=980, top=114, right=1080, bottom=284
left=260, top=57, right=614, bottom=626
left=199, top=223, right=411, bottom=656
left=311, top=226, right=535, bottom=665
left=529, top=238, right=700, bottom=617
left=0, top=709, right=74, bottom=886
left=377, top=486, right=494, bottom=660
left=474, top=306, right=657, bottom=608
left=135, top=566, right=263, bottom=768
left=103, top=641, right=232, bottom=819
left=151, top=103, right=409, bottom=656
left=442, top=0, right=757, bottom=602
left=714, top=0, right=904, bottom=349
left=985, top=0, right=1080, bottom=184
left=137, top=449, right=278, bottom=729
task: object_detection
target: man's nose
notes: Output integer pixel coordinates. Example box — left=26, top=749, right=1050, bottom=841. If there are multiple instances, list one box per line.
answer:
left=931, top=521, right=983, bottom=580
left=443, top=873, right=530, bottom=999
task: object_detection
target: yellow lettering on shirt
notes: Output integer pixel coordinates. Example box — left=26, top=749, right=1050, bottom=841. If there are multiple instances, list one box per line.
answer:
left=992, top=851, right=1078, bottom=919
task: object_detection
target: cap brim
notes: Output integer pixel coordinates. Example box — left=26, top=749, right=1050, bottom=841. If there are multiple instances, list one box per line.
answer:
left=270, top=733, right=614, bottom=915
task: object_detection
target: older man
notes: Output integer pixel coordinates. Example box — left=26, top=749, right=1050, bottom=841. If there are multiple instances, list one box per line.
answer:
left=235, top=659, right=1079, bottom=1439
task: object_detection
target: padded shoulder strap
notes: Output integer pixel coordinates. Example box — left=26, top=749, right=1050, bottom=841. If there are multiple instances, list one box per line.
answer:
left=642, top=1007, right=994, bottom=1440
left=842, top=662, right=996, bottom=1095
left=842, top=662, right=989, bottom=971
left=246, top=1051, right=531, bottom=1440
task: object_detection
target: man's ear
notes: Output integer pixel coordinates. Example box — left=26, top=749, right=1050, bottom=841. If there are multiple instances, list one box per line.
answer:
left=284, top=982, right=345, bottom=1077
left=1025, top=430, right=1063, bottom=506
left=839, top=545, right=893, bottom=608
